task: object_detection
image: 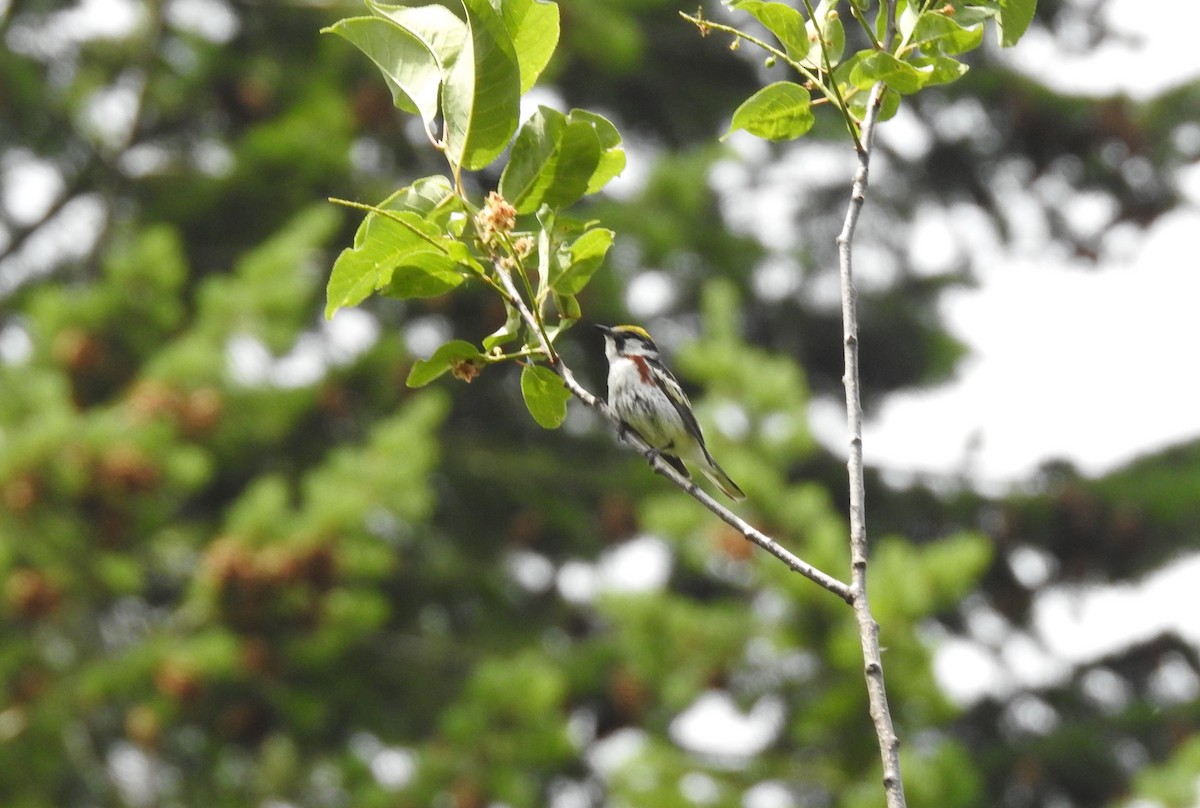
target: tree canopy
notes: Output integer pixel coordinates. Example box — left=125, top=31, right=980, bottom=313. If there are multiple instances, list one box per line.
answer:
left=1, top=1, right=1198, bottom=806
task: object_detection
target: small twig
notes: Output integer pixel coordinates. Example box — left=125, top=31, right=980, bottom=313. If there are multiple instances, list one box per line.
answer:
left=835, top=1, right=905, bottom=806
left=489, top=261, right=852, bottom=603
left=679, top=12, right=837, bottom=112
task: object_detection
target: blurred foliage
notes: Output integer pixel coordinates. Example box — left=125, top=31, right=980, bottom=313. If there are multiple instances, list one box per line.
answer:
left=1, top=1, right=1198, bottom=807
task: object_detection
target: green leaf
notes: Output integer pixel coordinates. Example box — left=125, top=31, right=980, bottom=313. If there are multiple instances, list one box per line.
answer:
left=997, top=0, right=1036, bottom=47
left=729, top=0, right=808, bottom=60
left=500, top=107, right=622, bottom=214
left=909, top=55, right=970, bottom=87
left=551, top=227, right=614, bottom=295
left=494, top=0, right=560, bottom=93
left=849, top=50, right=927, bottom=94
left=443, top=0, right=522, bottom=171
left=569, top=109, right=626, bottom=194
left=328, top=208, right=466, bottom=318
left=910, top=9, right=985, bottom=55
left=500, top=106, right=568, bottom=212
left=724, top=81, right=814, bottom=142
left=520, top=364, right=569, bottom=428
left=384, top=250, right=466, bottom=298
left=322, top=16, right=441, bottom=128
left=407, top=340, right=485, bottom=387
left=367, top=0, right=468, bottom=66
left=544, top=120, right=601, bottom=208
left=353, top=176, right=458, bottom=248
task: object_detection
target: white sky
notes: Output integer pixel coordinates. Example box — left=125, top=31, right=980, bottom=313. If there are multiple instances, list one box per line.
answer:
left=856, top=0, right=1200, bottom=711
left=845, top=1, right=1200, bottom=486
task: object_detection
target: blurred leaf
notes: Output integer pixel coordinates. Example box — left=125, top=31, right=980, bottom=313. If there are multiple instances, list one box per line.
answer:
left=997, top=0, right=1037, bottom=47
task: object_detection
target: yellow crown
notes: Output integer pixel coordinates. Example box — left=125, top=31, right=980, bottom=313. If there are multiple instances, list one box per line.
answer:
left=612, top=324, right=653, bottom=341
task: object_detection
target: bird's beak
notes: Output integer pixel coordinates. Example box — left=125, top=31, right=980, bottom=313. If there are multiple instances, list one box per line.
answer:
left=594, top=324, right=612, bottom=336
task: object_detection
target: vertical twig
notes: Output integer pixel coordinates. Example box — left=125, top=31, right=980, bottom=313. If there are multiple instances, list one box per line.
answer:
left=837, top=2, right=906, bottom=807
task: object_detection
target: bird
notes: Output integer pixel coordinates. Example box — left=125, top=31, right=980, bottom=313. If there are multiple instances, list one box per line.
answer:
left=595, top=324, right=745, bottom=501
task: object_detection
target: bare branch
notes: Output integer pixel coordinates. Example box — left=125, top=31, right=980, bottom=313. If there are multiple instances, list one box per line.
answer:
left=836, top=1, right=906, bottom=805
left=490, top=262, right=853, bottom=603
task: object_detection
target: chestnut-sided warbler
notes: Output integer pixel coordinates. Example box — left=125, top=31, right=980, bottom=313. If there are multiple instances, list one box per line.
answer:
left=596, top=324, right=745, bottom=501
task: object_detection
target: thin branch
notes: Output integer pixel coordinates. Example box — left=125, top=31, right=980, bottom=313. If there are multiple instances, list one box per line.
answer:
left=490, top=262, right=853, bottom=603
left=679, top=12, right=842, bottom=115
left=836, top=1, right=905, bottom=806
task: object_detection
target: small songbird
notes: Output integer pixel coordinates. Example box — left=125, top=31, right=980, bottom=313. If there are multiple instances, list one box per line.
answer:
left=596, top=324, right=745, bottom=501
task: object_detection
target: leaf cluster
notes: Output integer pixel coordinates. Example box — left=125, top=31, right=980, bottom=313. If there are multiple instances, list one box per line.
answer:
left=323, top=0, right=629, bottom=427
left=702, top=0, right=1036, bottom=144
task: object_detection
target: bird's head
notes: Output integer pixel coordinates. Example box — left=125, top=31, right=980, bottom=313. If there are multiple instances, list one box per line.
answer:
left=595, top=324, right=660, bottom=360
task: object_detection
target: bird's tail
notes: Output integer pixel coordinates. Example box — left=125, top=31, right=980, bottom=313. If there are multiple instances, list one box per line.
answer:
left=699, top=453, right=745, bottom=501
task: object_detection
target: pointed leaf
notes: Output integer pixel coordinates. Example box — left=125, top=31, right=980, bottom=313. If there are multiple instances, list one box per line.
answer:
left=724, top=81, right=814, bottom=142
left=443, top=0, right=521, bottom=171
left=323, top=16, right=441, bottom=127
left=500, top=108, right=617, bottom=213
left=729, top=0, right=808, bottom=60
left=520, top=364, right=570, bottom=428
left=407, top=340, right=485, bottom=387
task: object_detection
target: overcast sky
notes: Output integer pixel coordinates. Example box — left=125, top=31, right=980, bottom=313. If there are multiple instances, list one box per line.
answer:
left=843, top=1, right=1200, bottom=487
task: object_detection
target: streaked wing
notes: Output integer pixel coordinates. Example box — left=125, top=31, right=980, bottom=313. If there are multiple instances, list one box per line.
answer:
left=647, top=356, right=707, bottom=445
